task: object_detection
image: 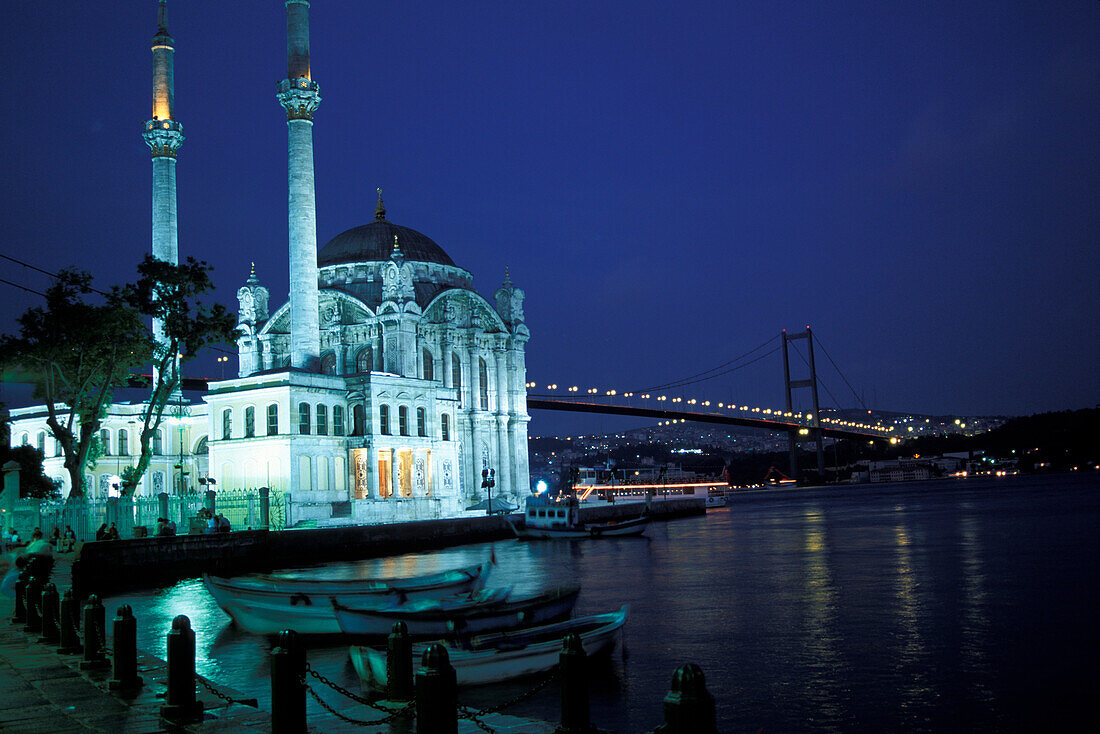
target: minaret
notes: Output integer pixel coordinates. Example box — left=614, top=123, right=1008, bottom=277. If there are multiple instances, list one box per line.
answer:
left=142, top=0, right=184, bottom=384
left=276, top=0, right=322, bottom=370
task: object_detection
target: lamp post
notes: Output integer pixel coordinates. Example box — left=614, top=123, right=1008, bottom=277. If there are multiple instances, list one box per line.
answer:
left=481, top=468, right=496, bottom=516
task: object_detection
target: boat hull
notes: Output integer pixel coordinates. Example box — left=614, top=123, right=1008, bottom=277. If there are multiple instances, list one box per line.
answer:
left=351, top=606, right=628, bottom=687
left=203, top=562, right=490, bottom=636
left=513, top=515, right=650, bottom=539
left=334, top=585, right=581, bottom=638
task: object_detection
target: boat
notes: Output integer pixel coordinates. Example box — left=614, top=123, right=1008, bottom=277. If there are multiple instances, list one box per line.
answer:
left=333, top=584, right=581, bottom=638
left=512, top=495, right=649, bottom=539
left=202, top=561, right=491, bottom=635
left=351, top=606, right=629, bottom=687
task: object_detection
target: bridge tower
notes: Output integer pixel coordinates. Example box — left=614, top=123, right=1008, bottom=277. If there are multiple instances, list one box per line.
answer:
left=782, top=328, right=826, bottom=480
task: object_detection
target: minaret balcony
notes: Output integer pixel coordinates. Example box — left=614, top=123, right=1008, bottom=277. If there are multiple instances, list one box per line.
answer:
left=277, top=78, right=321, bottom=120
left=143, top=119, right=185, bottom=157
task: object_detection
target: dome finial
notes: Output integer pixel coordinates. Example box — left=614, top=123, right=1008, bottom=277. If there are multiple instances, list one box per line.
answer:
left=503, top=266, right=512, bottom=286
left=247, top=261, right=259, bottom=284
left=392, top=233, right=403, bottom=261
left=375, top=187, right=386, bottom=221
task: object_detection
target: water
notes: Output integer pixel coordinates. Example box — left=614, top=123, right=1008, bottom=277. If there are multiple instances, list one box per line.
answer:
left=106, top=473, right=1100, bottom=732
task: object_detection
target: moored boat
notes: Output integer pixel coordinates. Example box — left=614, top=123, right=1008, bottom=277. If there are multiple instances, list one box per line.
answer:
left=351, top=605, right=628, bottom=687
left=203, top=561, right=490, bottom=635
left=512, top=495, right=649, bottom=539
left=333, top=584, right=581, bottom=638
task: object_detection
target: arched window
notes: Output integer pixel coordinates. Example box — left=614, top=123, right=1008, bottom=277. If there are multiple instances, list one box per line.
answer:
left=352, top=404, right=364, bottom=436
left=479, top=358, right=489, bottom=411
left=320, top=352, right=337, bottom=375
left=333, top=405, right=345, bottom=436
left=152, top=430, right=163, bottom=455
left=222, top=409, right=232, bottom=440
left=118, top=429, right=129, bottom=456
left=195, top=436, right=209, bottom=455
left=267, top=404, right=279, bottom=435
left=245, top=406, right=255, bottom=438
left=36, top=431, right=46, bottom=454
left=422, top=348, right=434, bottom=381
left=356, top=347, right=373, bottom=374
left=441, top=414, right=450, bottom=441
left=100, top=429, right=111, bottom=456
left=379, top=405, right=391, bottom=435
left=399, top=406, right=409, bottom=436
left=298, top=403, right=311, bottom=435
left=19, top=433, right=29, bottom=446
left=316, top=404, right=328, bottom=435
left=54, top=439, right=62, bottom=457
left=416, top=407, right=426, bottom=437
left=452, top=353, right=462, bottom=406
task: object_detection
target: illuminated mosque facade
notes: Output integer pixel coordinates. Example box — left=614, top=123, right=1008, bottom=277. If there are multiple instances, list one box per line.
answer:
left=7, top=1, right=532, bottom=523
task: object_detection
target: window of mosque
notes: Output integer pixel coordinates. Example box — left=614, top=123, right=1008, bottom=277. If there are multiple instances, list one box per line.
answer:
left=222, top=409, right=232, bottom=440
left=54, top=439, right=62, bottom=457
left=299, top=403, right=311, bottom=435
left=352, top=404, right=365, bottom=436
left=152, top=430, right=163, bottom=455
left=423, top=349, right=434, bottom=381
left=195, top=436, right=208, bottom=455
left=118, top=429, right=129, bottom=456
left=417, top=407, right=427, bottom=437
left=452, top=353, right=462, bottom=407
left=398, top=406, right=409, bottom=436
left=36, top=431, right=46, bottom=455
left=100, top=429, right=112, bottom=456
left=379, top=405, right=391, bottom=435
left=316, top=404, right=328, bottom=435
left=356, top=347, right=372, bottom=374
left=333, top=405, right=345, bottom=436
left=479, top=358, right=489, bottom=411
left=20, top=433, right=28, bottom=446
left=245, top=406, right=255, bottom=438
left=321, top=352, right=337, bottom=375
left=267, top=404, right=279, bottom=435
left=441, top=414, right=450, bottom=441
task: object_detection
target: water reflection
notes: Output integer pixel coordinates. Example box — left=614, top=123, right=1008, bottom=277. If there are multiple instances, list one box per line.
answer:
left=799, top=506, right=844, bottom=723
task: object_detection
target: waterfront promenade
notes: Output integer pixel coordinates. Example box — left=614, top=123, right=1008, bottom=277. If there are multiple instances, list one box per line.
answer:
left=0, top=558, right=558, bottom=733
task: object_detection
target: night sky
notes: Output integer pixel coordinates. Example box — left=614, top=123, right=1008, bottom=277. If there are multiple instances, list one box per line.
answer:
left=1, top=1, right=1097, bottom=433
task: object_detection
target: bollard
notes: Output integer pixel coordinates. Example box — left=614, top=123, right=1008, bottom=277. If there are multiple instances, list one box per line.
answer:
left=80, top=595, right=109, bottom=670
left=23, top=577, right=42, bottom=634
left=271, top=629, right=306, bottom=734
left=556, top=633, right=594, bottom=734
left=658, top=664, right=717, bottom=734
left=160, top=615, right=203, bottom=722
left=57, top=589, right=82, bottom=654
left=108, top=605, right=143, bottom=692
left=11, top=576, right=26, bottom=624
left=37, top=583, right=60, bottom=645
left=387, top=621, right=414, bottom=701
left=415, top=643, right=457, bottom=734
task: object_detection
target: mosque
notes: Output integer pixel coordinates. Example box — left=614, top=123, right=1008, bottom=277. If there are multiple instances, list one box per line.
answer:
left=6, top=0, right=532, bottom=524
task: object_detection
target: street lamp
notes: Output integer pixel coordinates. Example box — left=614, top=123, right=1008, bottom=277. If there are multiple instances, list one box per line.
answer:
left=481, top=468, right=496, bottom=516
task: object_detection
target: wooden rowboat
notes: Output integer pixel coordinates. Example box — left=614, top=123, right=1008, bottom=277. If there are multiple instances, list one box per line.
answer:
left=202, top=561, right=490, bottom=635
left=333, top=584, right=581, bottom=638
left=350, top=606, right=628, bottom=687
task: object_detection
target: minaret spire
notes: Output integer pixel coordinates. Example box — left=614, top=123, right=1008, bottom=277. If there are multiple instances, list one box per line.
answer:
left=276, top=0, right=322, bottom=370
left=142, top=0, right=185, bottom=391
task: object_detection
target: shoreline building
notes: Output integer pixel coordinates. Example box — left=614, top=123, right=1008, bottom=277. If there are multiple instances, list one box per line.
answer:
left=7, top=1, right=532, bottom=525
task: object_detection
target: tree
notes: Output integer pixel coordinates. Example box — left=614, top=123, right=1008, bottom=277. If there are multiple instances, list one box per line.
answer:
left=0, top=270, right=153, bottom=498
left=0, top=440, right=62, bottom=499
left=119, top=255, right=236, bottom=495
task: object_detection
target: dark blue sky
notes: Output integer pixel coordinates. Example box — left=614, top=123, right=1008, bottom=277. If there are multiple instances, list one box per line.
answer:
left=1, top=1, right=1097, bottom=431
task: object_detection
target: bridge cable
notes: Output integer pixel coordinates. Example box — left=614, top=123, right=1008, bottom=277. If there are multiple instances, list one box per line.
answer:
left=811, top=332, right=868, bottom=410
left=629, top=334, right=779, bottom=393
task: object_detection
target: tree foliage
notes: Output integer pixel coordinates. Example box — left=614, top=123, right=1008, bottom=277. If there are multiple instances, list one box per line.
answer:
left=119, top=255, right=236, bottom=495
left=0, top=270, right=152, bottom=498
left=0, top=444, right=62, bottom=499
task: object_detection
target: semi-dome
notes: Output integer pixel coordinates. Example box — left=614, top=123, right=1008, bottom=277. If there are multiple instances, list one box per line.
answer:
left=319, top=194, right=455, bottom=268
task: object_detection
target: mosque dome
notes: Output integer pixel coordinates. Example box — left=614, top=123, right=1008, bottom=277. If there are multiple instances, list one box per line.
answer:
left=317, top=194, right=455, bottom=268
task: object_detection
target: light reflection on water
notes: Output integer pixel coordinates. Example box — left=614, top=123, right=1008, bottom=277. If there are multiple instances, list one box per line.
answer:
left=104, top=474, right=1099, bottom=732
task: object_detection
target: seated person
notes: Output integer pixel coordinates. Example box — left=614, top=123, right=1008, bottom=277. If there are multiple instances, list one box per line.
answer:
left=59, top=526, right=76, bottom=553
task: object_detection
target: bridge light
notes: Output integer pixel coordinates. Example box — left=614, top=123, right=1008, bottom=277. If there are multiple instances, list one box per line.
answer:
left=799, top=428, right=810, bottom=435
left=717, top=402, right=723, bottom=408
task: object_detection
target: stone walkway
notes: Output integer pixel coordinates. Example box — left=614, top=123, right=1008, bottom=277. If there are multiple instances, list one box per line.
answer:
left=0, top=591, right=556, bottom=733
